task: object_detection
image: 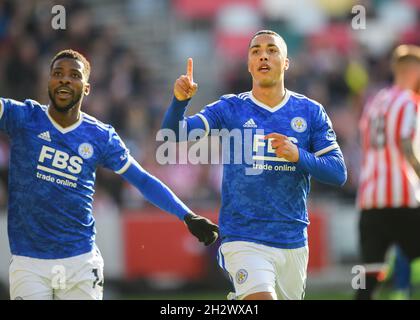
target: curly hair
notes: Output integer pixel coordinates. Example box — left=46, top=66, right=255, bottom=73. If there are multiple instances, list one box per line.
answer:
left=50, top=49, right=91, bottom=81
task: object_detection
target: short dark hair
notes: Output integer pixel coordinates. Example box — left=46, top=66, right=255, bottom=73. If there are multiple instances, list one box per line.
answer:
left=249, top=30, right=287, bottom=56
left=391, top=45, right=420, bottom=71
left=50, top=49, right=91, bottom=81
left=251, top=30, right=281, bottom=40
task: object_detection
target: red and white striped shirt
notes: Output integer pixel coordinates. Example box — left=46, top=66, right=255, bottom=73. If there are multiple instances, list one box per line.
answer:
left=357, top=86, right=420, bottom=209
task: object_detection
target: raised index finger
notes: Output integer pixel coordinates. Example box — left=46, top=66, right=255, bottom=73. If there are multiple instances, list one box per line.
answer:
left=186, top=57, right=193, bottom=83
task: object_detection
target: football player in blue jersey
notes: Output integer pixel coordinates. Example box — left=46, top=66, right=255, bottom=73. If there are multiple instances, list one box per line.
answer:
left=0, top=49, right=218, bottom=300
left=161, top=30, right=347, bottom=300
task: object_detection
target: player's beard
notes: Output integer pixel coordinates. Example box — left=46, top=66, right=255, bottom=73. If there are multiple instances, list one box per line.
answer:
left=48, top=88, right=82, bottom=113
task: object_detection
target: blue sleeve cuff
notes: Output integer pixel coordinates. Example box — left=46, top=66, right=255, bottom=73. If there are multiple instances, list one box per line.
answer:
left=296, top=147, right=347, bottom=186
left=172, top=96, right=190, bottom=108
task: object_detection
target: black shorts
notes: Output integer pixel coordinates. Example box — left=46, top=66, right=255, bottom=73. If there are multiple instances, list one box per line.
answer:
left=359, top=207, right=420, bottom=263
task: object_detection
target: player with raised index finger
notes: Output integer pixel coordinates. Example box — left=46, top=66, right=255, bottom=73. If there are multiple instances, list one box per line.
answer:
left=161, top=30, right=347, bottom=300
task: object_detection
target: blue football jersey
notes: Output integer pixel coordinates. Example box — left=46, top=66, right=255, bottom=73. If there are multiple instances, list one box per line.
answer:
left=197, top=90, right=339, bottom=249
left=0, top=98, right=130, bottom=259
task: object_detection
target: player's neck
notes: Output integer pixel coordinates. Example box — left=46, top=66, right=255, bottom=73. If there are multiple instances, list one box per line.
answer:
left=48, top=104, right=82, bottom=128
left=251, top=85, right=287, bottom=108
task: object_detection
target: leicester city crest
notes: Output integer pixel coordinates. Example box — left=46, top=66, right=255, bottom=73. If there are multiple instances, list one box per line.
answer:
left=235, top=269, right=248, bottom=284
left=291, top=117, right=307, bottom=133
left=78, top=142, right=94, bottom=159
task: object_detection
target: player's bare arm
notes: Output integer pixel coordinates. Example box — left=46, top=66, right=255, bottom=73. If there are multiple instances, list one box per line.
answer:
left=401, top=138, right=420, bottom=178
left=174, top=58, right=198, bottom=101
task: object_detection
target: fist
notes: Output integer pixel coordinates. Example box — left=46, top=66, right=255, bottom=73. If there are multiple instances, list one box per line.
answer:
left=174, top=58, right=198, bottom=101
left=265, top=133, right=299, bottom=162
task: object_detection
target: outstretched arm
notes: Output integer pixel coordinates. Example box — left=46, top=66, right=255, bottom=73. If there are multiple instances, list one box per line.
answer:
left=120, top=158, right=219, bottom=246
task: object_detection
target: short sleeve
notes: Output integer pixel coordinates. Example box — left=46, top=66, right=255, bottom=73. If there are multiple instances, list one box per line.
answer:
left=100, top=127, right=131, bottom=174
left=0, top=98, right=31, bottom=135
left=399, top=102, right=417, bottom=140
left=310, top=105, right=339, bottom=156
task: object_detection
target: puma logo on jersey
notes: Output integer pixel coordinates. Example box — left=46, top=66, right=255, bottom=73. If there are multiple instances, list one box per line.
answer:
left=38, top=131, right=51, bottom=142
left=37, top=145, right=83, bottom=180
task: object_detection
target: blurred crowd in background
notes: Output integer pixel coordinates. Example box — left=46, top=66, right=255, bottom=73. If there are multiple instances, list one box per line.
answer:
left=0, top=0, right=419, bottom=215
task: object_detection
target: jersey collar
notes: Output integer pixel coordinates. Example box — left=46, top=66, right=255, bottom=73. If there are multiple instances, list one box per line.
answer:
left=250, top=90, right=290, bottom=113
left=46, top=106, right=84, bottom=134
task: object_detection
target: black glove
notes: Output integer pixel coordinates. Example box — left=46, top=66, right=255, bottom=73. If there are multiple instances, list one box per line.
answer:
left=184, top=213, right=219, bottom=246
